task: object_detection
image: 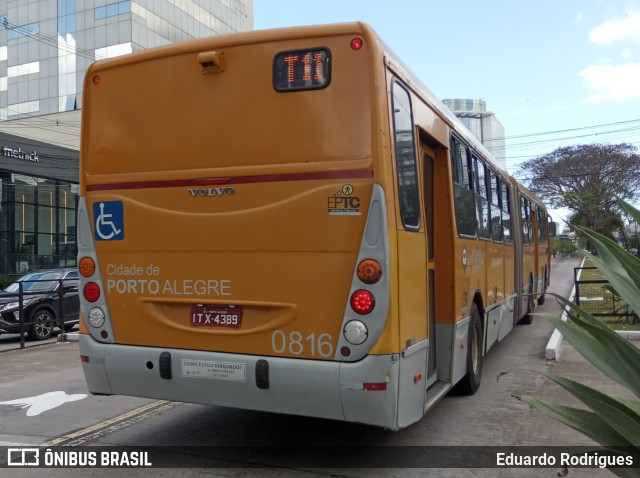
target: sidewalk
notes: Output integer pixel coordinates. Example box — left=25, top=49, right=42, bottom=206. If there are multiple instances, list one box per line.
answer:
left=544, top=339, right=637, bottom=397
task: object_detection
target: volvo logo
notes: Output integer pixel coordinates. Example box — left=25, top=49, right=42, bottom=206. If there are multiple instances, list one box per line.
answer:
left=187, top=187, right=235, bottom=198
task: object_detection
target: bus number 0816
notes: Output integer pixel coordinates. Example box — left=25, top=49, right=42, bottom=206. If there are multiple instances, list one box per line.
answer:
left=271, top=330, right=334, bottom=358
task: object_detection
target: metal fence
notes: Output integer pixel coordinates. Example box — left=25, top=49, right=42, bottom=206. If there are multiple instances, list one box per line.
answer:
left=0, top=277, right=75, bottom=349
left=574, top=267, right=638, bottom=324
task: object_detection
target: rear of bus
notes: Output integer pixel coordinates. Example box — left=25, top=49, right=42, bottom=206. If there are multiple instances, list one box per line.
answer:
left=78, top=24, right=402, bottom=428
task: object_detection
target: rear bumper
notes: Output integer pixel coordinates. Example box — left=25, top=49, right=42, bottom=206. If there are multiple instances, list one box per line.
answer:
left=79, top=334, right=400, bottom=429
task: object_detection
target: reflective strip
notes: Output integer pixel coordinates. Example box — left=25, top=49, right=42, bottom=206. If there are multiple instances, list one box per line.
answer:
left=86, top=170, right=373, bottom=191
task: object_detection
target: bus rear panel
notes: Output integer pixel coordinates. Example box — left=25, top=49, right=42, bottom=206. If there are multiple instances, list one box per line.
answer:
left=78, top=24, right=405, bottom=429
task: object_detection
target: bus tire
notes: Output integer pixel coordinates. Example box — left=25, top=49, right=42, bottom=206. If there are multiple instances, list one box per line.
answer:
left=519, top=310, right=533, bottom=325
left=519, top=282, right=534, bottom=325
left=538, top=293, right=545, bottom=306
left=455, top=303, right=483, bottom=395
left=538, top=268, right=547, bottom=305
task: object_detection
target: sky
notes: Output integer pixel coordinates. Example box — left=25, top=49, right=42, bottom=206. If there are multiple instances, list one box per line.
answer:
left=253, top=0, right=640, bottom=187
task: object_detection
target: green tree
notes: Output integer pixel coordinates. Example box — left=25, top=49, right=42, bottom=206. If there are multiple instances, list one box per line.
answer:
left=517, top=143, right=640, bottom=240
left=551, top=236, right=578, bottom=257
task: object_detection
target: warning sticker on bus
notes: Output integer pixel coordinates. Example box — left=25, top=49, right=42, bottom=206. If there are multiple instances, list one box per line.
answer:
left=181, top=359, right=246, bottom=382
left=190, top=305, right=242, bottom=328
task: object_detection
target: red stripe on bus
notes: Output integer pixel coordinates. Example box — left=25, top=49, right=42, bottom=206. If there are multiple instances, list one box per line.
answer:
left=85, top=170, right=373, bottom=191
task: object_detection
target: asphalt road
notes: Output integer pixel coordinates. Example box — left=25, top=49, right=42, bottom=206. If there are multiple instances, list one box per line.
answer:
left=0, top=255, right=631, bottom=477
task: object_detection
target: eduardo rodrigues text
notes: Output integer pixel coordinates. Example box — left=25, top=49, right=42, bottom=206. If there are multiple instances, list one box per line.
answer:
left=497, top=452, right=634, bottom=469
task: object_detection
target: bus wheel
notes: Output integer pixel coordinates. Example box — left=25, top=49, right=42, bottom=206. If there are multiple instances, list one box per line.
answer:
left=538, top=270, right=547, bottom=305
left=456, top=303, right=483, bottom=395
left=538, top=293, right=545, bottom=306
left=519, top=282, right=534, bottom=325
left=519, top=307, right=533, bottom=324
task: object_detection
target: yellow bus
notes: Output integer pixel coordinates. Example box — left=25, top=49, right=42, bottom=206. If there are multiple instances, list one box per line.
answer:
left=77, top=22, right=550, bottom=430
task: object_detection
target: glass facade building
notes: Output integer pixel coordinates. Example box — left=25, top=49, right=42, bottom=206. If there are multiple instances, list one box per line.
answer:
left=443, top=99, right=507, bottom=171
left=0, top=0, right=253, bottom=119
left=0, top=131, right=79, bottom=274
left=0, top=0, right=254, bottom=274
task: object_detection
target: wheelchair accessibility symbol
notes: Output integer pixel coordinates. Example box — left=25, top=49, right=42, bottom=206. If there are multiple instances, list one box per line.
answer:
left=93, top=201, right=124, bottom=241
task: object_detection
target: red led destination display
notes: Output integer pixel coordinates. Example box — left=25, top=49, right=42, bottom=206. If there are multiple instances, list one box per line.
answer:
left=273, top=48, right=331, bottom=92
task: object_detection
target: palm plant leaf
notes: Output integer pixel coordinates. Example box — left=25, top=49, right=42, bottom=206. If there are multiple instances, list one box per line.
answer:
left=543, top=373, right=640, bottom=445
left=519, top=395, right=630, bottom=446
left=537, top=309, right=640, bottom=398
left=521, top=199, right=640, bottom=472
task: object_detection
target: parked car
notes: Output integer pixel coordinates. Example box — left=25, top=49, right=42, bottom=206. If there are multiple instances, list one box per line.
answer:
left=0, top=268, right=80, bottom=340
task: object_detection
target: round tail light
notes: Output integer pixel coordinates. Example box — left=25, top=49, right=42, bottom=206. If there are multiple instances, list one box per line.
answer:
left=83, top=282, right=101, bottom=303
left=344, top=320, right=368, bottom=345
left=350, top=289, right=375, bottom=315
left=357, top=259, right=382, bottom=284
left=78, top=256, right=96, bottom=277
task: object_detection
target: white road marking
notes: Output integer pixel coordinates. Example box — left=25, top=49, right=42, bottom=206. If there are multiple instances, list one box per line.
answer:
left=0, top=391, right=87, bottom=416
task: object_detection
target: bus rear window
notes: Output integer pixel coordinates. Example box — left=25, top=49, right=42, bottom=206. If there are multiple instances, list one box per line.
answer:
left=273, top=48, right=331, bottom=92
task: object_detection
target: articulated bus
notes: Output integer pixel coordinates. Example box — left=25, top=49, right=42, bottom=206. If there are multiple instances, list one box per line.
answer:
left=77, top=23, right=550, bottom=430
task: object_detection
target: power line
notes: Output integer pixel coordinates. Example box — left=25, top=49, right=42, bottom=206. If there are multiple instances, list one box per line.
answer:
left=504, top=126, right=640, bottom=151
left=485, top=117, right=640, bottom=143
left=507, top=138, right=640, bottom=162
left=2, top=18, right=107, bottom=62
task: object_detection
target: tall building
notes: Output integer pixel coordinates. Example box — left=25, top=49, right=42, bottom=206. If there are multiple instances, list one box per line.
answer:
left=0, top=0, right=253, bottom=121
left=442, top=99, right=506, bottom=170
left=0, top=1, right=253, bottom=274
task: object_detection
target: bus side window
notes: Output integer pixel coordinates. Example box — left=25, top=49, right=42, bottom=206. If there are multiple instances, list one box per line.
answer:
left=450, top=136, right=477, bottom=237
left=473, top=155, right=491, bottom=240
left=520, top=198, right=528, bottom=245
left=538, top=207, right=547, bottom=244
left=501, top=182, right=512, bottom=244
left=529, top=201, right=534, bottom=244
left=490, top=171, right=503, bottom=242
left=521, top=197, right=532, bottom=245
left=392, top=80, right=420, bottom=231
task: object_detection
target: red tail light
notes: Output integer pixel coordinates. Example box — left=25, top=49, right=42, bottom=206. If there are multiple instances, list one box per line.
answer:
left=83, top=282, right=100, bottom=303
left=350, top=289, right=375, bottom=315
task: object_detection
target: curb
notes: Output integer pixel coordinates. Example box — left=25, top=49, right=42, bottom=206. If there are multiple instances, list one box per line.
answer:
left=58, top=332, right=80, bottom=343
left=547, top=328, right=640, bottom=361
left=617, top=330, right=640, bottom=341
left=545, top=328, right=563, bottom=360
left=545, top=257, right=584, bottom=361
left=545, top=287, right=575, bottom=361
